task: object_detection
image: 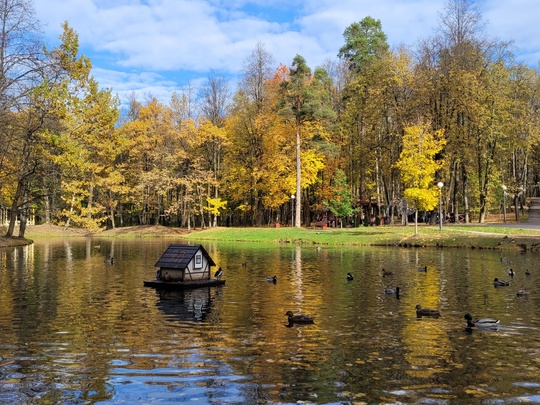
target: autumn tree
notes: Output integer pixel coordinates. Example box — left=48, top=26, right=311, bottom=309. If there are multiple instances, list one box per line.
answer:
left=222, top=43, right=276, bottom=226
left=39, top=23, right=122, bottom=232
left=199, top=71, right=229, bottom=226
left=395, top=124, right=446, bottom=235
left=413, top=0, right=519, bottom=223
left=325, top=169, right=355, bottom=227
left=0, top=0, right=47, bottom=237
left=278, top=55, right=335, bottom=227
left=338, top=17, right=410, bottom=223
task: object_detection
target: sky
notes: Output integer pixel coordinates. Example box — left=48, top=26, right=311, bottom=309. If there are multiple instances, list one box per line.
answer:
left=32, top=0, right=540, bottom=108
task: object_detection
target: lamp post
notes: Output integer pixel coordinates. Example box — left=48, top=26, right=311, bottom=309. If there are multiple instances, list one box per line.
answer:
left=502, top=185, right=507, bottom=223
left=437, top=182, right=444, bottom=231
left=291, top=195, right=295, bottom=228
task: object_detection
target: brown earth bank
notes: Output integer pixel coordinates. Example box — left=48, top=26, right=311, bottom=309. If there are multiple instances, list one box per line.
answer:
left=0, top=224, right=198, bottom=247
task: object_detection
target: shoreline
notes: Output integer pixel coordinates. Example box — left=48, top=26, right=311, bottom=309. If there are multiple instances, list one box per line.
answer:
left=2, top=223, right=539, bottom=251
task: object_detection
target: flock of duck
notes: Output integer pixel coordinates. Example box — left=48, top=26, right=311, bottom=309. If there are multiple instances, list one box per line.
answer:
left=284, top=258, right=533, bottom=329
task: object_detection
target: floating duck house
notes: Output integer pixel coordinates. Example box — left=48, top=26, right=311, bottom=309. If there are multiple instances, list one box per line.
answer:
left=155, top=244, right=215, bottom=282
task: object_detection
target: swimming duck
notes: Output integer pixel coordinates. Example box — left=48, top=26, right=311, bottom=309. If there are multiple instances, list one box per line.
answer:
left=214, top=268, right=223, bottom=278
left=104, top=257, right=114, bottom=264
left=285, top=311, right=314, bottom=324
left=347, top=272, right=354, bottom=281
left=381, top=268, right=393, bottom=277
left=493, top=278, right=510, bottom=286
left=384, top=286, right=400, bottom=296
left=525, top=269, right=531, bottom=276
left=417, top=265, right=427, bottom=272
left=266, top=275, right=277, bottom=283
left=508, top=269, right=515, bottom=277
left=517, top=289, right=530, bottom=297
left=464, top=313, right=499, bottom=328
left=415, top=304, right=440, bottom=318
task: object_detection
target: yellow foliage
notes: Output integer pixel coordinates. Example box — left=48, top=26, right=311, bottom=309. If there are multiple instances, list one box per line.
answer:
left=396, top=124, right=445, bottom=211
left=396, top=125, right=445, bottom=188
left=204, top=197, right=227, bottom=216
left=403, top=187, right=439, bottom=211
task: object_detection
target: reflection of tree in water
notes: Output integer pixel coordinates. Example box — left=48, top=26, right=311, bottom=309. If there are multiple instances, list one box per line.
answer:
left=156, top=287, right=220, bottom=322
left=402, top=319, right=452, bottom=379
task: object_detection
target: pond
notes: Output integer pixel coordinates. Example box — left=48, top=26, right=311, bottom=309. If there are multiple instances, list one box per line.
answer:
left=1, top=237, right=540, bottom=404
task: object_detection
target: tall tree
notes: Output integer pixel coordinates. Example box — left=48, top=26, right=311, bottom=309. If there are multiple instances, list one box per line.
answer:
left=325, top=169, right=355, bottom=227
left=279, top=55, right=335, bottom=227
left=40, top=23, right=122, bottom=231
left=199, top=71, right=229, bottom=226
left=0, top=0, right=46, bottom=237
left=223, top=43, right=276, bottom=225
left=395, top=124, right=446, bottom=235
left=338, top=16, right=389, bottom=73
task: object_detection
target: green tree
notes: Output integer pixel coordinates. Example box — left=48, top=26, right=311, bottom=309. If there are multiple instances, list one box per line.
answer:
left=279, top=54, right=335, bottom=227
left=338, top=16, right=389, bottom=73
left=325, top=170, right=355, bottom=227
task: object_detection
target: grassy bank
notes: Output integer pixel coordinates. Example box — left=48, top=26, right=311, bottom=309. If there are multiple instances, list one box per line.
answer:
left=2, top=223, right=540, bottom=251
left=184, top=224, right=540, bottom=251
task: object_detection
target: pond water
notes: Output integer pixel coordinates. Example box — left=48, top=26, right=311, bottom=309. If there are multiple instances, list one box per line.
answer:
left=1, top=237, right=540, bottom=404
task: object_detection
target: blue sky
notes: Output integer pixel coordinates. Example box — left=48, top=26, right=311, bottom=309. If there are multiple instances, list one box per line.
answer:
left=33, top=0, right=540, bottom=107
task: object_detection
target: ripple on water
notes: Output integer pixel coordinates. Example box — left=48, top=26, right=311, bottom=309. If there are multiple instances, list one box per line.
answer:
left=4, top=241, right=540, bottom=404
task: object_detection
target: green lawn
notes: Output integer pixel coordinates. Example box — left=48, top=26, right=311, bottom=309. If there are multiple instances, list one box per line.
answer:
left=184, top=224, right=540, bottom=251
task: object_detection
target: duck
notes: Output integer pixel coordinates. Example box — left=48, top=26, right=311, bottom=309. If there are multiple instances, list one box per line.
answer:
left=508, top=269, right=515, bottom=277
left=347, top=272, right=354, bottom=281
left=464, top=313, right=500, bottom=328
left=266, top=275, right=277, bottom=283
left=214, top=268, right=223, bottom=278
left=285, top=311, right=314, bottom=324
left=241, top=262, right=247, bottom=267
left=104, top=257, right=114, bottom=264
left=415, top=304, right=440, bottom=318
left=384, top=286, right=400, bottom=296
left=517, top=288, right=530, bottom=297
left=417, top=265, right=427, bottom=272
left=381, top=268, right=393, bottom=277
left=525, top=269, right=531, bottom=276
left=493, top=277, right=510, bottom=286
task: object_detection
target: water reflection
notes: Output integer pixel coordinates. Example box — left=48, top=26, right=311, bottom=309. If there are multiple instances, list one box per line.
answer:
left=2, top=239, right=540, bottom=403
left=155, top=287, right=221, bottom=322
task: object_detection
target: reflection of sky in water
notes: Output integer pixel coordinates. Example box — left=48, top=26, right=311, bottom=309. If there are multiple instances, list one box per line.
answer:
left=1, top=239, right=540, bottom=403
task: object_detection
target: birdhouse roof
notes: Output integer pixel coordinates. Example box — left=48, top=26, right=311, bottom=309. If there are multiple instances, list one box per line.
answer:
left=155, top=244, right=215, bottom=269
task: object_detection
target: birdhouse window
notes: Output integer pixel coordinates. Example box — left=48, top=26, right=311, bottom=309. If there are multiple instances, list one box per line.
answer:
left=194, top=254, right=202, bottom=269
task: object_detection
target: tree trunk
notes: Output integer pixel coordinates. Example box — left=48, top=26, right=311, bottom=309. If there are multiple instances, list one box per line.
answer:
left=479, top=193, right=487, bottom=223
left=5, top=179, right=26, bottom=237
left=64, top=193, right=76, bottom=230
left=44, top=194, right=51, bottom=223
left=110, top=200, right=116, bottom=229
left=19, top=208, right=27, bottom=238
left=5, top=208, right=17, bottom=238
left=87, top=184, right=93, bottom=219
left=462, top=164, right=470, bottom=223
left=295, top=115, right=301, bottom=228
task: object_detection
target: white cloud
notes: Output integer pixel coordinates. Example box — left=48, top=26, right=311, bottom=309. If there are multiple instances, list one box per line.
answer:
left=33, top=0, right=540, bottom=106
